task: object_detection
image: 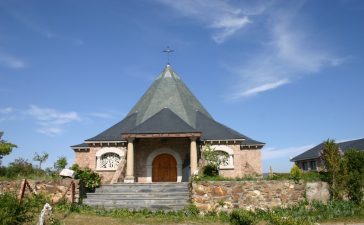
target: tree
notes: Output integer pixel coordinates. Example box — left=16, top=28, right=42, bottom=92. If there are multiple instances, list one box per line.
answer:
left=202, top=145, right=228, bottom=176
left=54, top=156, right=68, bottom=172
left=343, top=149, right=364, bottom=204
left=0, top=132, right=17, bottom=165
left=290, top=164, right=302, bottom=183
left=320, top=139, right=345, bottom=199
left=33, top=152, right=49, bottom=169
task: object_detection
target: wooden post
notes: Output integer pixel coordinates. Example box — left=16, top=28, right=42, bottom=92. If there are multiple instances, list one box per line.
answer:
left=71, top=180, right=75, bottom=203
left=18, top=179, right=26, bottom=202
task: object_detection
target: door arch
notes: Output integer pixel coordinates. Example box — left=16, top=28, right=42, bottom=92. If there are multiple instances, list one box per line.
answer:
left=152, top=154, right=177, bottom=182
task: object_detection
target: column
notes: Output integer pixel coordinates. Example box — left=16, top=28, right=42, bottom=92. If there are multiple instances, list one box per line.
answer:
left=124, top=138, right=135, bottom=183
left=190, top=137, right=198, bottom=176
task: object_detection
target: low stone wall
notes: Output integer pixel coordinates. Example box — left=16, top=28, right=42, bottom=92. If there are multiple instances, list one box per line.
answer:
left=0, top=178, right=81, bottom=203
left=192, top=181, right=329, bottom=212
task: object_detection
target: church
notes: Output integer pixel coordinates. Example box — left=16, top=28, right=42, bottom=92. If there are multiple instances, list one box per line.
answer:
left=71, top=64, right=264, bottom=183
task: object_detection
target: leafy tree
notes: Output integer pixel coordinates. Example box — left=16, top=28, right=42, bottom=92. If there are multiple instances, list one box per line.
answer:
left=290, top=164, right=302, bottom=183
left=33, top=152, right=49, bottom=169
left=54, top=156, right=68, bottom=172
left=343, top=149, right=364, bottom=204
left=202, top=145, right=228, bottom=176
left=0, top=132, right=17, bottom=165
left=320, top=139, right=345, bottom=199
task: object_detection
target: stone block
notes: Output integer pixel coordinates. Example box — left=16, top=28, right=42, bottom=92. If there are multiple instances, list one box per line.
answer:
left=60, top=169, right=75, bottom=178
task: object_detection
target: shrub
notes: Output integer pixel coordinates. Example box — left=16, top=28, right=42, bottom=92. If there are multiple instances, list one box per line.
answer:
left=202, top=164, right=219, bottom=177
left=71, top=164, right=101, bottom=192
left=230, top=209, right=257, bottom=225
left=343, top=149, right=364, bottom=204
left=0, top=192, right=48, bottom=225
left=290, top=164, right=302, bottom=183
left=2, top=158, right=45, bottom=178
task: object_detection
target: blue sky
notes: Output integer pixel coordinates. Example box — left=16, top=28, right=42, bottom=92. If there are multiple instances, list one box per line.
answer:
left=0, top=0, right=363, bottom=172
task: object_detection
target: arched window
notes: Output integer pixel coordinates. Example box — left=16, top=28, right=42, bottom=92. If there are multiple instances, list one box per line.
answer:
left=95, top=147, right=126, bottom=171
left=99, top=153, right=120, bottom=170
left=210, top=145, right=234, bottom=169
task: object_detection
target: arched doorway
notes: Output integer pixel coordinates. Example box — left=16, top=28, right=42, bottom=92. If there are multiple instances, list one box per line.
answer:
left=152, top=154, right=177, bottom=182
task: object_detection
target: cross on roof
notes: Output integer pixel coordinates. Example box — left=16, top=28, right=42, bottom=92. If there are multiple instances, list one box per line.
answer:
left=163, top=46, right=174, bottom=65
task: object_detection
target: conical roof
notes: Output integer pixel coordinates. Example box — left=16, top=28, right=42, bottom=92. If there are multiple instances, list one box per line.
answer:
left=127, top=64, right=212, bottom=128
left=83, top=64, right=264, bottom=146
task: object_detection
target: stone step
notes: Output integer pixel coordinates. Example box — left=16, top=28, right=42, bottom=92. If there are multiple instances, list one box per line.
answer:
left=84, top=182, right=190, bottom=210
left=84, top=203, right=187, bottom=211
left=88, top=192, right=189, bottom=198
left=95, top=187, right=188, bottom=193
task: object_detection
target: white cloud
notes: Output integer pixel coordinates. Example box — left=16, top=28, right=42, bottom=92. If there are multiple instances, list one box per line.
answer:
left=228, top=3, right=344, bottom=99
left=0, top=54, right=26, bottom=69
left=0, top=107, right=13, bottom=114
left=157, top=0, right=252, bottom=43
left=26, top=105, right=80, bottom=136
left=262, top=144, right=315, bottom=161
left=88, top=112, right=115, bottom=119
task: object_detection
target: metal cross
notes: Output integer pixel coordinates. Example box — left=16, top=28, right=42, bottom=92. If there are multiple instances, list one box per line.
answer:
left=163, top=46, right=174, bottom=64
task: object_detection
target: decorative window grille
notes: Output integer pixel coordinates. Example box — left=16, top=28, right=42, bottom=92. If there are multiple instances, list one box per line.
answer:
left=99, top=153, right=121, bottom=170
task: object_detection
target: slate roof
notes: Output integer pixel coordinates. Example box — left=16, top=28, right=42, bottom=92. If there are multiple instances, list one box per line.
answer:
left=74, top=64, right=264, bottom=147
left=127, top=108, right=198, bottom=134
left=291, top=138, right=364, bottom=162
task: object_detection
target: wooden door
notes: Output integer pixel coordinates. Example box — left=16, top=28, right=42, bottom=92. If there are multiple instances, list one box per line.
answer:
left=152, top=154, right=177, bottom=182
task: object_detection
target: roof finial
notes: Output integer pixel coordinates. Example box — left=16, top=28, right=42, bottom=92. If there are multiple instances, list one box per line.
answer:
left=163, top=46, right=174, bottom=65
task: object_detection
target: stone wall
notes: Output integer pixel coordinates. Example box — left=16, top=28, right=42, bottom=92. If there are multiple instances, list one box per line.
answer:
left=210, top=144, right=262, bottom=178
left=192, top=181, right=329, bottom=212
left=0, top=178, right=81, bottom=203
left=74, top=145, right=127, bottom=183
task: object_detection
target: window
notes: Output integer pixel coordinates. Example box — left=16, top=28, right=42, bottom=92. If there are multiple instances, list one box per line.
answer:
left=209, top=145, right=234, bottom=169
left=99, top=153, right=121, bottom=170
left=301, top=161, right=308, bottom=171
left=310, top=161, right=317, bottom=170
left=95, top=147, right=126, bottom=171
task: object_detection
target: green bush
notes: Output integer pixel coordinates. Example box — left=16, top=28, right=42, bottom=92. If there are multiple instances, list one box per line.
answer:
left=343, top=149, right=364, bottom=204
left=0, top=192, right=48, bottom=225
left=71, top=164, right=101, bottom=192
left=202, top=164, right=219, bottom=177
left=230, top=209, right=257, bottom=225
left=1, top=158, right=46, bottom=179
left=290, top=164, right=302, bottom=183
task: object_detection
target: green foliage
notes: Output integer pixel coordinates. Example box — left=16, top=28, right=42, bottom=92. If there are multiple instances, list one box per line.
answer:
left=33, top=152, right=49, bottom=169
left=290, top=164, right=302, bottom=183
left=0, top=192, right=49, bottom=225
left=202, top=164, right=219, bottom=177
left=202, top=145, right=228, bottom=177
left=54, top=156, right=68, bottom=172
left=321, top=139, right=345, bottom=199
left=343, top=148, right=364, bottom=204
left=0, top=158, right=41, bottom=178
left=0, top=136, right=17, bottom=165
left=230, top=209, right=257, bottom=225
left=71, top=164, right=101, bottom=192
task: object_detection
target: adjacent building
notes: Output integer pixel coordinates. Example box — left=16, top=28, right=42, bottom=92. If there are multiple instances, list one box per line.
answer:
left=291, top=138, right=364, bottom=171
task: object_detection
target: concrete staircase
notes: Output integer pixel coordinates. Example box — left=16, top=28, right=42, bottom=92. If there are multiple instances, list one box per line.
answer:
left=83, top=182, right=190, bottom=211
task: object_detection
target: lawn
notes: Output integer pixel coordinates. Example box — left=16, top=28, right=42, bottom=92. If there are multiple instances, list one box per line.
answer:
left=59, top=213, right=229, bottom=225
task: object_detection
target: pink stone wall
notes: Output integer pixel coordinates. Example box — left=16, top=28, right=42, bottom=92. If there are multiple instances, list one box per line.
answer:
left=201, top=144, right=262, bottom=178
left=74, top=145, right=127, bottom=183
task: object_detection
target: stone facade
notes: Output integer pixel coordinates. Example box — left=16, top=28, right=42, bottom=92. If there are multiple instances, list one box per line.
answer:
left=75, top=142, right=262, bottom=183
left=74, top=144, right=127, bottom=183
left=134, top=138, right=191, bottom=183
left=209, top=144, right=262, bottom=178
left=191, top=181, right=306, bottom=212
left=0, top=178, right=81, bottom=203
left=75, top=141, right=263, bottom=184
